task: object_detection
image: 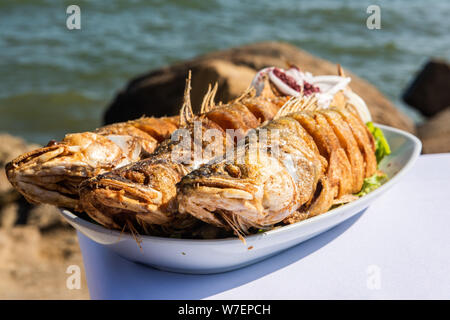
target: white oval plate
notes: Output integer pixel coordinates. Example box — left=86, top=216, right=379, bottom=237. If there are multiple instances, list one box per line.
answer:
left=60, top=124, right=421, bottom=274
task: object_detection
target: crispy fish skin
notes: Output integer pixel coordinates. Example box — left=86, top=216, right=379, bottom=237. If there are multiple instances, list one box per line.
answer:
left=178, top=117, right=325, bottom=232
left=79, top=80, right=290, bottom=230
left=79, top=75, right=366, bottom=232
left=5, top=116, right=179, bottom=210
left=177, top=105, right=376, bottom=234
left=79, top=117, right=229, bottom=229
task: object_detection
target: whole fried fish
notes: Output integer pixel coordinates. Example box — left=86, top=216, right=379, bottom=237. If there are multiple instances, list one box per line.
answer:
left=177, top=101, right=377, bottom=235
left=79, top=65, right=368, bottom=232
left=79, top=74, right=291, bottom=230
left=6, top=115, right=179, bottom=210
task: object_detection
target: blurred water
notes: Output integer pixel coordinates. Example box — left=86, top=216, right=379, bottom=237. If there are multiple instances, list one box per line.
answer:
left=0, top=0, right=449, bottom=144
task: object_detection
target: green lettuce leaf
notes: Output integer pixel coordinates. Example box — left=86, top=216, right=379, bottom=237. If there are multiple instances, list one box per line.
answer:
left=355, top=123, right=390, bottom=197
left=356, top=172, right=387, bottom=197
left=366, top=121, right=391, bottom=164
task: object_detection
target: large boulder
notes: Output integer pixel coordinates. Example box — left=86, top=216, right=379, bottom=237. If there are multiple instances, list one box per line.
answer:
left=104, top=41, right=416, bottom=133
left=403, top=59, right=450, bottom=117
left=418, top=107, right=450, bottom=154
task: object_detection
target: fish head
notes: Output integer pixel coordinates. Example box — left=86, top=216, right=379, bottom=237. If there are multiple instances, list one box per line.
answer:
left=78, top=157, right=190, bottom=230
left=5, top=132, right=135, bottom=209
left=177, top=152, right=301, bottom=233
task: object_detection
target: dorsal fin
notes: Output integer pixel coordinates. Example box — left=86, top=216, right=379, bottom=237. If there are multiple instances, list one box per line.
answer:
left=209, top=82, right=218, bottom=108
left=200, top=83, right=212, bottom=115
left=337, top=63, right=354, bottom=95
left=179, top=71, right=194, bottom=127
left=200, top=82, right=219, bottom=114
left=232, top=85, right=255, bottom=104
left=337, top=64, right=345, bottom=77
left=304, top=95, right=319, bottom=111
left=259, top=74, right=278, bottom=99
left=274, top=94, right=317, bottom=120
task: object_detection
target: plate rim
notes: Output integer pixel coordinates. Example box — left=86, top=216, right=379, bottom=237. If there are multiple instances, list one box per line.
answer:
left=59, top=124, right=422, bottom=245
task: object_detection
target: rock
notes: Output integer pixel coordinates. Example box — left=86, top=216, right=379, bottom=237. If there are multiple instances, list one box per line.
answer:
left=189, top=60, right=257, bottom=108
left=0, top=203, right=19, bottom=228
left=0, top=226, right=41, bottom=264
left=27, top=204, right=67, bottom=230
left=104, top=41, right=416, bottom=133
left=0, top=226, right=88, bottom=299
left=0, top=134, right=40, bottom=166
left=0, top=133, right=87, bottom=298
left=403, top=59, right=450, bottom=117
left=0, top=134, right=40, bottom=207
left=418, top=107, right=450, bottom=154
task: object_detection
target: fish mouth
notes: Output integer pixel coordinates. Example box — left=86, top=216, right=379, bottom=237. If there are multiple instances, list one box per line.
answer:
left=177, top=176, right=263, bottom=230
left=79, top=176, right=172, bottom=229
left=6, top=145, right=64, bottom=177
left=180, top=176, right=255, bottom=195
left=5, top=144, right=89, bottom=208
left=13, top=180, right=80, bottom=209
left=79, top=160, right=190, bottom=230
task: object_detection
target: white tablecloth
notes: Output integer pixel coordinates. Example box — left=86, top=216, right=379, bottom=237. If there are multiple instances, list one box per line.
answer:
left=78, top=154, right=450, bottom=299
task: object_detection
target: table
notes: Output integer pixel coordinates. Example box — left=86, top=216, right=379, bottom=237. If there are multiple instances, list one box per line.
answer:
left=78, top=154, right=450, bottom=299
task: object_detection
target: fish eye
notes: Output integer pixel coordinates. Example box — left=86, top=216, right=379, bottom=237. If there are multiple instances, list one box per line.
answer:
left=224, top=164, right=241, bottom=178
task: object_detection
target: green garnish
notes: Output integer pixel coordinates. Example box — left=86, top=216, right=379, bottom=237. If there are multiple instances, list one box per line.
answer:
left=356, top=172, right=387, bottom=197
left=366, top=121, right=391, bottom=164
left=354, top=122, right=391, bottom=197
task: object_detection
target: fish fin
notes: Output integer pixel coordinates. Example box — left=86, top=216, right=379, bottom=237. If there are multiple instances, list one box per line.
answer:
left=209, top=82, right=218, bottom=109
left=200, top=83, right=212, bottom=114
left=304, top=95, right=319, bottom=111
left=218, top=210, right=247, bottom=244
left=337, top=63, right=354, bottom=94
left=232, top=85, right=255, bottom=104
left=274, top=94, right=317, bottom=119
left=258, top=74, right=277, bottom=99
left=337, top=64, right=345, bottom=77
left=179, top=71, right=194, bottom=127
left=200, top=82, right=218, bottom=114
left=274, top=97, right=296, bottom=120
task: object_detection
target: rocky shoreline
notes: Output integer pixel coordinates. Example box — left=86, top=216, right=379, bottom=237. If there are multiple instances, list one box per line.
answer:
left=0, top=134, right=88, bottom=299
left=0, top=42, right=448, bottom=299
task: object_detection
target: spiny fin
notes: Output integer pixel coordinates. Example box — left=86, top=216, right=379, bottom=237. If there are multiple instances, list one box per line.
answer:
left=259, top=74, right=278, bottom=99
left=200, top=83, right=212, bottom=114
left=209, top=82, right=218, bottom=110
left=303, top=95, right=319, bottom=112
left=337, top=64, right=345, bottom=77
left=179, top=71, right=194, bottom=127
left=218, top=210, right=247, bottom=245
left=274, top=94, right=318, bottom=120
left=232, top=85, right=255, bottom=104
left=200, top=82, right=218, bottom=114
left=337, top=63, right=354, bottom=94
